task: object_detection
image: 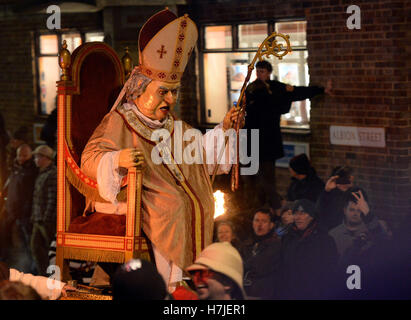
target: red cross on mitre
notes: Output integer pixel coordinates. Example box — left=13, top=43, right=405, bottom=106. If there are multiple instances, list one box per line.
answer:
left=157, top=45, right=167, bottom=59
left=180, top=20, right=187, bottom=28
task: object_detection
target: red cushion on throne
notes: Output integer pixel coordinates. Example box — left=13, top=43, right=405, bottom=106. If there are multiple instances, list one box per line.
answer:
left=68, top=212, right=126, bottom=236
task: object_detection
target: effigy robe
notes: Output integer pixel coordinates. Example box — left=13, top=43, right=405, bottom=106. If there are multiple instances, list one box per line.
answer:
left=81, top=104, right=215, bottom=269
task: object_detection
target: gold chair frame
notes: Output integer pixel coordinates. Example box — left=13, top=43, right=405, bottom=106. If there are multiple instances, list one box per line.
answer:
left=55, top=42, right=150, bottom=281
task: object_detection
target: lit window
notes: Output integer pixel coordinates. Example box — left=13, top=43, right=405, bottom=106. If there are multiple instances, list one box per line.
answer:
left=205, top=25, right=232, bottom=49
left=35, top=31, right=104, bottom=115
left=239, top=23, right=267, bottom=48
left=201, top=21, right=309, bottom=129
left=85, top=32, right=104, bottom=42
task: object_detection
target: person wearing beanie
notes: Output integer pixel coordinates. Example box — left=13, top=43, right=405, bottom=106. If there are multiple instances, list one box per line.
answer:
left=30, top=145, right=57, bottom=276
left=0, top=261, right=75, bottom=300
left=279, top=199, right=338, bottom=299
left=286, top=153, right=324, bottom=203
left=186, top=242, right=246, bottom=300
left=112, top=259, right=171, bottom=300
left=80, top=8, right=244, bottom=292
left=239, top=208, right=281, bottom=299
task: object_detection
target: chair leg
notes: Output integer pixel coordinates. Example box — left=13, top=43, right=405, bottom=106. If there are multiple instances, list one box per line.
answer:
left=56, top=247, right=71, bottom=282
left=124, top=251, right=133, bottom=263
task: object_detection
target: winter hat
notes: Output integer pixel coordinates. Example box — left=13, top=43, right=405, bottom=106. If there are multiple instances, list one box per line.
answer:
left=289, top=153, right=311, bottom=175
left=112, top=259, right=167, bottom=300
left=32, top=145, right=55, bottom=160
left=292, top=199, right=317, bottom=219
left=186, top=242, right=246, bottom=299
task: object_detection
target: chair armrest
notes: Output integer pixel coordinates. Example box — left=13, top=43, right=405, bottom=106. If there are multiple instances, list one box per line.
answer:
left=125, top=167, right=143, bottom=237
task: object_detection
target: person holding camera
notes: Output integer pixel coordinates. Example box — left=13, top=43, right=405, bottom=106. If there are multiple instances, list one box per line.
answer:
left=329, top=187, right=391, bottom=266
left=315, top=166, right=357, bottom=230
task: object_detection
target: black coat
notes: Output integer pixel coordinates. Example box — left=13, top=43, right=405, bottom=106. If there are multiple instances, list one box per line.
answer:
left=287, top=168, right=325, bottom=203
left=315, top=188, right=347, bottom=231
left=280, top=222, right=338, bottom=299
left=244, top=79, right=324, bottom=161
left=240, top=232, right=282, bottom=299
left=6, top=159, right=38, bottom=220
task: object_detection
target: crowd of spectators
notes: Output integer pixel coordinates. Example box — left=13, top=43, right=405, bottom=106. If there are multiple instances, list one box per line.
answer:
left=0, top=109, right=409, bottom=300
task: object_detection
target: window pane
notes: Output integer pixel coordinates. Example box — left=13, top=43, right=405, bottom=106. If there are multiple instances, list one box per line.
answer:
left=204, top=51, right=258, bottom=123
left=85, top=32, right=104, bottom=42
left=203, top=53, right=229, bottom=123
left=62, top=33, right=82, bottom=52
left=205, top=25, right=232, bottom=49
left=38, top=57, right=60, bottom=114
left=239, top=23, right=267, bottom=48
left=40, top=35, right=58, bottom=54
left=275, top=21, right=306, bottom=47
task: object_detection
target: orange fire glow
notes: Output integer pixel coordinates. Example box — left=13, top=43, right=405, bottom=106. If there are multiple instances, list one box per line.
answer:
left=213, top=190, right=225, bottom=219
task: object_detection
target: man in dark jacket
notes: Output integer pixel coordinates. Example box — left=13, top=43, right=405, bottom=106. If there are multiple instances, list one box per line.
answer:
left=287, top=153, right=324, bottom=203
left=30, top=145, right=57, bottom=276
left=0, top=144, right=37, bottom=262
left=243, top=60, right=331, bottom=210
left=280, top=199, right=338, bottom=299
left=240, top=208, right=282, bottom=299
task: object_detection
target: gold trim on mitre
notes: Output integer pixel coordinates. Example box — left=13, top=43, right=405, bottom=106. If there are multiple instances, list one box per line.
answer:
left=138, top=9, right=198, bottom=83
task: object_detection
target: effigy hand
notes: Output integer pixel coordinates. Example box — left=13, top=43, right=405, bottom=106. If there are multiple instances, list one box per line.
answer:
left=119, top=148, right=145, bottom=169
left=223, top=106, right=245, bottom=131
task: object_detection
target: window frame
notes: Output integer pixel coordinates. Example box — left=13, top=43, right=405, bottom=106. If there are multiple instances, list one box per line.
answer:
left=33, top=28, right=104, bottom=117
left=198, top=18, right=309, bottom=129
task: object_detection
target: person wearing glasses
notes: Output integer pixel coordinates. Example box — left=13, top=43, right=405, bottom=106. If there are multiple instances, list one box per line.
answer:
left=186, top=242, right=246, bottom=300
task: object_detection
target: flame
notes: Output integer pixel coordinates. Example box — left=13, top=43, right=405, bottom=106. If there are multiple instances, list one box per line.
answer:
left=213, top=190, right=225, bottom=219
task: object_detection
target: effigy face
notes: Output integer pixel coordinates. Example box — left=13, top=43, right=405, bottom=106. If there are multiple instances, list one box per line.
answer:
left=135, top=80, right=181, bottom=121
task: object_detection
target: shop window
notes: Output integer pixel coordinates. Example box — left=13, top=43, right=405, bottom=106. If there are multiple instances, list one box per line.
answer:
left=35, top=31, right=104, bottom=115
left=201, top=21, right=309, bottom=129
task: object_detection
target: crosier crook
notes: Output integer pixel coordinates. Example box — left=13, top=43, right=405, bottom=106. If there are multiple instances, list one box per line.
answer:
left=210, top=32, right=292, bottom=191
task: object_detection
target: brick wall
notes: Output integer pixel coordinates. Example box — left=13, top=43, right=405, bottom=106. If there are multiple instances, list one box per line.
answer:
left=189, top=0, right=410, bottom=228
left=0, top=9, right=102, bottom=145
left=306, top=0, right=410, bottom=227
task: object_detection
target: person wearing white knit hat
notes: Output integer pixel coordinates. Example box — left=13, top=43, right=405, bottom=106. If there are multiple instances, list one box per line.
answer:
left=186, top=242, right=246, bottom=300
left=81, top=8, right=244, bottom=292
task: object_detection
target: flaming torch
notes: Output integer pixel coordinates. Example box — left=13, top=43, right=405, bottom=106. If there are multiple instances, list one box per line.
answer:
left=213, top=190, right=225, bottom=219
